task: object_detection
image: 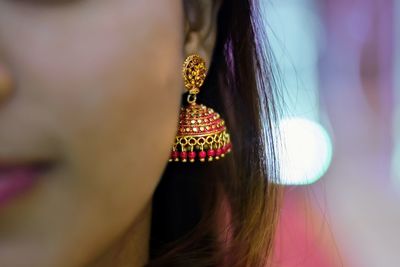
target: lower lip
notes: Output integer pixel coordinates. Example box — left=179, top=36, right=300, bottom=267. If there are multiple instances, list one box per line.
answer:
left=0, top=164, right=48, bottom=208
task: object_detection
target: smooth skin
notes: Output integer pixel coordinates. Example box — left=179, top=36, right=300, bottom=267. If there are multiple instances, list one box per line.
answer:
left=0, top=0, right=219, bottom=266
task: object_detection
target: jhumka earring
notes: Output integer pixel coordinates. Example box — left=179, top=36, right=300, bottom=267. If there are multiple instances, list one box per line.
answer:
left=0, top=66, right=13, bottom=104
left=169, top=54, right=232, bottom=163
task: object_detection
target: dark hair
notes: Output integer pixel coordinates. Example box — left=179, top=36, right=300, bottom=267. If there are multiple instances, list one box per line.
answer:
left=147, top=1, right=281, bottom=266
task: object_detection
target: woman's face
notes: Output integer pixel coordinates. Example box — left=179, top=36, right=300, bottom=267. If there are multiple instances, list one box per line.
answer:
left=0, top=0, right=184, bottom=266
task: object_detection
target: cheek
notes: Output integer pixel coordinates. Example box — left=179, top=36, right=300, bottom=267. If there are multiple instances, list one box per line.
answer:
left=0, top=1, right=184, bottom=265
left=4, top=0, right=182, bottom=230
left=54, top=12, right=183, bottom=204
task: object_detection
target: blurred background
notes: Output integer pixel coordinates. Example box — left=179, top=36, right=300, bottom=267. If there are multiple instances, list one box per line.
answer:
left=263, top=0, right=398, bottom=266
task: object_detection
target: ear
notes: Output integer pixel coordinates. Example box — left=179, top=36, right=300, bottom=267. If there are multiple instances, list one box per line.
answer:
left=183, top=0, right=222, bottom=69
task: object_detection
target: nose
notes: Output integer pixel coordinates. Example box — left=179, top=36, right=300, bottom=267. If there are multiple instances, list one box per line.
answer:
left=0, top=64, right=13, bottom=104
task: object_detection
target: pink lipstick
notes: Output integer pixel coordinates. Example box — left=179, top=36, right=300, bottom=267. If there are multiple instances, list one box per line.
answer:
left=0, top=163, right=48, bottom=208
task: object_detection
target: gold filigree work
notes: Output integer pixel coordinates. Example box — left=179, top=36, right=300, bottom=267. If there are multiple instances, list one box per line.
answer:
left=183, top=54, right=207, bottom=94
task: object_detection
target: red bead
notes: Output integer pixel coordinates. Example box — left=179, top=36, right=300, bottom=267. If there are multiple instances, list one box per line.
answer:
left=207, top=149, right=215, bottom=157
left=216, top=148, right=222, bottom=156
left=188, top=151, right=196, bottom=159
left=199, top=151, right=206, bottom=158
left=180, top=151, right=187, bottom=159
left=171, top=151, right=179, bottom=159
left=221, top=146, right=226, bottom=154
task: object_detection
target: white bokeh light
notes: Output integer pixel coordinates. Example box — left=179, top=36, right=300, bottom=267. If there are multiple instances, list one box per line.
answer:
left=278, top=118, right=333, bottom=185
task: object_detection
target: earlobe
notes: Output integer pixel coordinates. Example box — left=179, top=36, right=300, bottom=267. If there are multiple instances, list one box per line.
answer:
left=184, top=32, right=208, bottom=65
left=183, top=0, right=222, bottom=69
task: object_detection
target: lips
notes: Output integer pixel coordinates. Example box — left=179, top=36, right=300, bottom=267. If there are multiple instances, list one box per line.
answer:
left=0, top=162, right=50, bottom=208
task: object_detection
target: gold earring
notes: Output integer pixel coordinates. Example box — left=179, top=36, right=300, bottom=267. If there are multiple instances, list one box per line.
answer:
left=0, top=66, right=13, bottom=103
left=169, top=54, right=232, bottom=163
